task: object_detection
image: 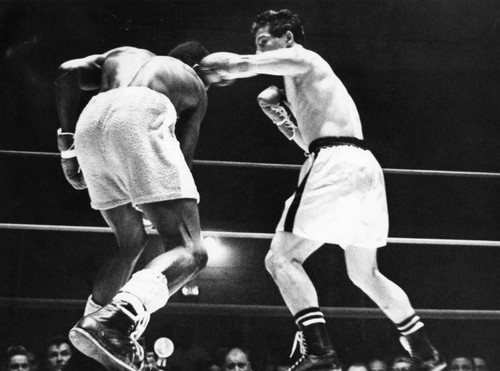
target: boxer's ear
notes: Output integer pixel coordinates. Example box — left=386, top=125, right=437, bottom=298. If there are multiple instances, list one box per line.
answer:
left=284, top=30, right=295, bottom=46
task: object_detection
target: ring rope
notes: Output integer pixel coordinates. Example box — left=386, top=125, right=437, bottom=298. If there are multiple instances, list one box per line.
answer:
left=2, top=153, right=498, bottom=321
left=1, top=223, right=499, bottom=247
left=0, top=297, right=498, bottom=320
left=1, top=149, right=499, bottom=178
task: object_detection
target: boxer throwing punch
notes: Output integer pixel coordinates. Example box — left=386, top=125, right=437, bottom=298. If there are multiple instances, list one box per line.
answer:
left=55, top=43, right=212, bottom=371
left=200, top=9, right=446, bottom=371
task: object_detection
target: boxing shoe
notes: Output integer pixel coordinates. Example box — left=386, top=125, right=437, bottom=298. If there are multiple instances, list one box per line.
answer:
left=400, top=336, right=447, bottom=371
left=287, top=351, right=340, bottom=371
left=69, top=298, right=149, bottom=371
left=286, top=332, right=340, bottom=371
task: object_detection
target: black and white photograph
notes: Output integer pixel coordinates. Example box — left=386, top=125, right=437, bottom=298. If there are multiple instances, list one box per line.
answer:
left=0, top=1, right=499, bottom=371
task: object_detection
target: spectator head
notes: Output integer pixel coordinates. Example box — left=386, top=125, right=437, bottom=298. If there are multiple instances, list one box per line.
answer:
left=222, top=348, right=252, bottom=371
left=369, top=359, right=388, bottom=371
left=472, top=357, right=488, bottom=371
left=347, top=362, right=369, bottom=371
left=3, top=346, right=30, bottom=371
left=450, top=357, right=475, bottom=371
left=390, top=356, right=413, bottom=371
left=45, top=336, right=73, bottom=371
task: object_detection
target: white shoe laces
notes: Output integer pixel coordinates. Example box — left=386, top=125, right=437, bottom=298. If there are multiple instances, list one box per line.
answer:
left=290, top=331, right=307, bottom=357
left=119, top=304, right=151, bottom=361
left=271, top=105, right=288, bottom=117
left=270, top=106, right=294, bottom=126
left=399, top=336, right=413, bottom=356
left=287, top=331, right=308, bottom=371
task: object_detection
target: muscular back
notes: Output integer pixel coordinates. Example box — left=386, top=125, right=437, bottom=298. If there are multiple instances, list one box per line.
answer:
left=56, top=46, right=208, bottom=166
left=99, top=47, right=155, bottom=91
left=99, top=47, right=207, bottom=113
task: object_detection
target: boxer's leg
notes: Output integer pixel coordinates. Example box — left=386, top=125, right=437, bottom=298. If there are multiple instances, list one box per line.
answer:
left=69, top=199, right=206, bottom=371
left=265, top=232, right=339, bottom=371
left=345, top=245, right=446, bottom=371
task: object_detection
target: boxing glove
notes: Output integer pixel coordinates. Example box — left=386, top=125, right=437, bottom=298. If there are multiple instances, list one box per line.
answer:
left=57, top=128, right=87, bottom=190
left=257, top=86, right=297, bottom=140
left=199, top=52, right=256, bottom=86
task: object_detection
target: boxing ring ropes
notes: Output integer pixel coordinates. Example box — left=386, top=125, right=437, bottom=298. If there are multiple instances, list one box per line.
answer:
left=1, top=149, right=500, bottom=321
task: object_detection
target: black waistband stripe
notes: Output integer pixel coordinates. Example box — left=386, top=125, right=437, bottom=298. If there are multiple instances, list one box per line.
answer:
left=308, top=136, right=365, bottom=155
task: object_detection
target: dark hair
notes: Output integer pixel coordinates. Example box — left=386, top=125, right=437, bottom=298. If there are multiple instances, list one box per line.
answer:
left=251, top=9, right=305, bottom=43
left=168, top=41, right=209, bottom=67
left=45, top=335, right=73, bottom=352
left=45, top=336, right=71, bottom=350
left=4, top=346, right=30, bottom=367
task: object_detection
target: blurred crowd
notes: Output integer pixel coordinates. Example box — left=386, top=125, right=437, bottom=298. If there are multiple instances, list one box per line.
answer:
left=1, top=333, right=493, bottom=371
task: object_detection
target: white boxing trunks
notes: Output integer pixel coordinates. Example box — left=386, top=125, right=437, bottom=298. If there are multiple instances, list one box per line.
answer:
left=276, top=137, right=388, bottom=249
left=74, top=87, right=199, bottom=210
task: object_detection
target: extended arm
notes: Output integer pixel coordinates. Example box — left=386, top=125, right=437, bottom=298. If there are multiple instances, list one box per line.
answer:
left=199, top=47, right=311, bottom=82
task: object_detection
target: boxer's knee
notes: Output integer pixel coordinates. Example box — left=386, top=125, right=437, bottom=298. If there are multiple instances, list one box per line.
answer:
left=181, top=238, right=208, bottom=271
left=345, top=245, right=380, bottom=291
left=264, top=250, right=276, bottom=274
left=347, top=263, right=379, bottom=292
left=191, top=239, right=208, bottom=270
left=265, top=249, right=289, bottom=278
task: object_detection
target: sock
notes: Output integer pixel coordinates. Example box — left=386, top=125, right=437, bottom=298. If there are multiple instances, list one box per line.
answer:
left=397, top=314, right=433, bottom=358
left=295, top=307, right=326, bottom=328
left=114, top=291, right=147, bottom=317
left=396, top=313, right=424, bottom=336
left=294, top=307, right=334, bottom=356
left=119, top=269, right=170, bottom=313
left=83, top=295, right=102, bottom=316
left=112, top=291, right=149, bottom=339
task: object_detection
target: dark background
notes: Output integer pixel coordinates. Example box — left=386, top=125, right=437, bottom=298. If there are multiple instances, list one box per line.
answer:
left=0, top=0, right=499, bottom=368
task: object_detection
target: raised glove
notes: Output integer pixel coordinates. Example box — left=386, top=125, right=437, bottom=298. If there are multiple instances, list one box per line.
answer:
left=257, top=86, right=297, bottom=140
left=57, top=128, right=86, bottom=190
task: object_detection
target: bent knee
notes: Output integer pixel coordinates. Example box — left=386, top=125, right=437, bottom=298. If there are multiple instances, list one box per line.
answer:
left=188, top=241, right=208, bottom=270
left=347, top=266, right=379, bottom=290
left=264, top=251, right=275, bottom=273
left=265, top=250, right=290, bottom=276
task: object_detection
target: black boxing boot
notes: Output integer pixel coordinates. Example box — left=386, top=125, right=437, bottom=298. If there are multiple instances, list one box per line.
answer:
left=286, top=308, right=340, bottom=371
left=69, top=293, right=148, bottom=371
left=397, top=314, right=446, bottom=371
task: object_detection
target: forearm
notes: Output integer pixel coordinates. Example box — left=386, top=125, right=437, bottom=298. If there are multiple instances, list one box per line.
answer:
left=55, top=72, right=87, bottom=190
left=227, top=53, right=308, bottom=77
left=179, top=138, right=197, bottom=169
left=200, top=48, right=310, bottom=81
left=55, top=68, right=82, bottom=132
left=175, top=109, right=203, bottom=169
left=290, top=129, right=308, bottom=152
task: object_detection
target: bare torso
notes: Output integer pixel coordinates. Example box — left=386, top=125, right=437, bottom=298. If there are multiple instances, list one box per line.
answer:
left=283, top=45, right=363, bottom=145
left=98, top=47, right=207, bottom=113
left=59, top=46, right=210, bottom=166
